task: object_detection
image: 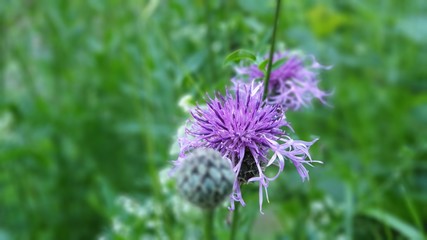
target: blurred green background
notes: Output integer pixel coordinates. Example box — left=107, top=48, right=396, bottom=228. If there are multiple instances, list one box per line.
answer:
left=1, top=0, right=427, bottom=239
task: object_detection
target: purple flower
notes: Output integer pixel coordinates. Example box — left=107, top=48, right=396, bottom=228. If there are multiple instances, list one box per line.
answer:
left=234, top=51, right=332, bottom=110
left=174, top=82, right=320, bottom=212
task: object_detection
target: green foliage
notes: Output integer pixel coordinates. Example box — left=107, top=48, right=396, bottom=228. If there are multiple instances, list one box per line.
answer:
left=363, top=209, right=424, bottom=239
left=1, top=0, right=427, bottom=239
left=224, top=49, right=257, bottom=66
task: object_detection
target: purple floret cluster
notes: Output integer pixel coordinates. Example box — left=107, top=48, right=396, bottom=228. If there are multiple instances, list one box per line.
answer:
left=173, top=50, right=329, bottom=212
left=235, top=51, right=331, bottom=110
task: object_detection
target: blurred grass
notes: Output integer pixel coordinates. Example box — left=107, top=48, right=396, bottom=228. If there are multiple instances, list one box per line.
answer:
left=1, top=0, right=427, bottom=239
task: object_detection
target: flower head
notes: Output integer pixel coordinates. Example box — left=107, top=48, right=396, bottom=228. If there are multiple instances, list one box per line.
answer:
left=235, top=51, right=331, bottom=110
left=174, top=82, right=320, bottom=212
left=175, top=148, right=235, bottom=209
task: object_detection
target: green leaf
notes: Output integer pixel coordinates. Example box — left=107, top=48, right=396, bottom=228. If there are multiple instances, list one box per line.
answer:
left=257, top=58, right=286, bottom=73
left=257, top=59, right=269, bottom=72
left=271, top=58, right=286, bottom=70
left=362, top=209, right=424, bottom=239
left=224, top=49, right=256, bottom=65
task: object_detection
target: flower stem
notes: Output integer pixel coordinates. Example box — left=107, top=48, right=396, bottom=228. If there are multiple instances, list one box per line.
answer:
left=229, top=204, right=240, bottom=240
left=205, top=208, right=215, bottom=240
left=263, top=0, right=282, bottom=100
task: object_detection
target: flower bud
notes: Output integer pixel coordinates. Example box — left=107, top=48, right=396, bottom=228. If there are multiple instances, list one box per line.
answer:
left=175, top=148, right=234, bottom=209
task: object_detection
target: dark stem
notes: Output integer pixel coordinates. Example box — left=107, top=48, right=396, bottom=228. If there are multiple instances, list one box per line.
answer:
left=229, top=204, right=240, bottom=240
left=263, top=0, right=282, bottom=100
left=205, top=208, right=215, bottom=240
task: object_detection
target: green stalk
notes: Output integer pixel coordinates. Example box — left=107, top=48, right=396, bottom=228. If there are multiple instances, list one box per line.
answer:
left=205, top=209, right=215, bottom=240
left=229, top=204, right=240, bottom=240
left=263, top=0, right=282, bottom=100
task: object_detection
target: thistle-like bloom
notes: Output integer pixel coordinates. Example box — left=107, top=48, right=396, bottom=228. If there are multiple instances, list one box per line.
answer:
left=235, top=51, right=331, bottom=110
left=174, top=82, right=320, bottom=211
